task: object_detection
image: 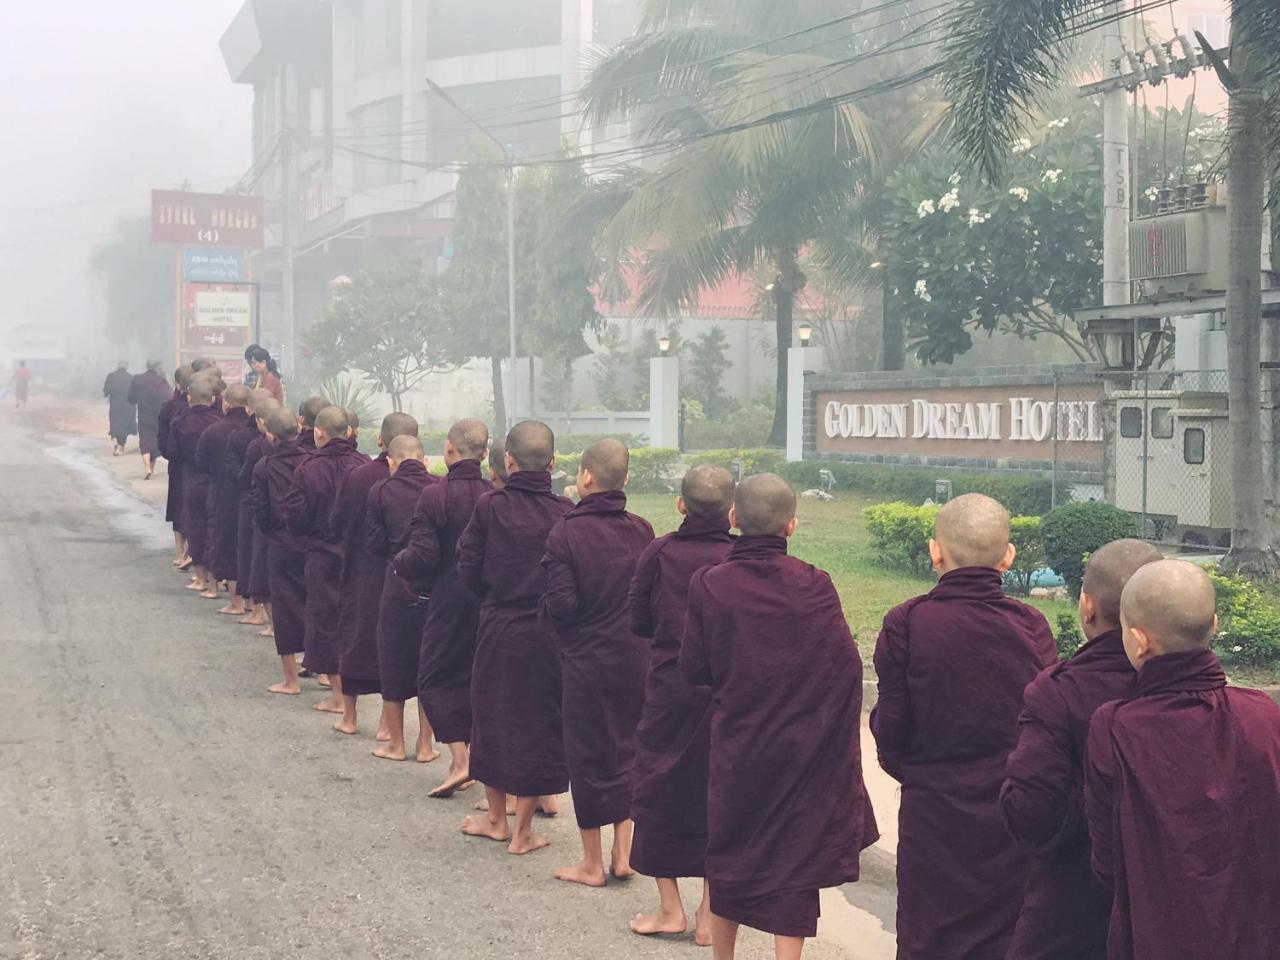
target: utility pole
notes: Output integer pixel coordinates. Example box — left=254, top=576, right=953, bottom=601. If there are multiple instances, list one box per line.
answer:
left=280, top=123, right=296, bottom=381
left=1101, top=2, right=1130, bottom=308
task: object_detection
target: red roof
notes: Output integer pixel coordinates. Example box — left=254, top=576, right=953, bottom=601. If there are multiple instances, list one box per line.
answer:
left=596, top=262, right=760, bottom=320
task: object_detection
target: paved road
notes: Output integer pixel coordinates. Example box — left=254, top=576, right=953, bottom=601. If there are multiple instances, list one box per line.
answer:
left=0, top=406, right=897, bottom=960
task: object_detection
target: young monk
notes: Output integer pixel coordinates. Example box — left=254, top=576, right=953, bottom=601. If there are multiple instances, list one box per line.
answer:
left=541, top=439, right=655, bottom=886
left=486, top=440, right=508, bottom=489
left=1002, top=538, right=1161, bottom=959
left=332, top=412, right=419, bottom=736
left=158, top=365, right=194, bottom=567
left=627, top=464, right=735, bottom=943
left=344, top=408, right=360, bottom=442
left=681, top=474, right=878, bottom=959
left=296, top=395, right=328, bottom=451
left=197, top=383, right=253, bottom=612
left=456, top=420, right=572, bottom=853
left=871, top=493, right=1057, bottom=960
left=394, top=418, right=492, bottom=796
left=365, top=434, right=438, bottom=762
left=227, top=389, right=274, bottom=620
left=251, top=407, right=310, bottom=695
left=171, top=376, right=222, bottom=596
left=239, top=399, right=279, bottom=630
left=284, top=405, right=367, bottom=712
left=1086, top=560, right=1280, bottom=960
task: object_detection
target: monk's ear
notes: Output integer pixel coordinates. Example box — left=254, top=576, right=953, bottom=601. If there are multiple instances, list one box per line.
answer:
left=579, top=465, right=593, bottom=487
left=928, top=538, right=944, bottom=571
left=1079, top=591, right=1097, bottom=624
left=728, top=504, right=739, bottom=531
left=505, top=452, right=517, bottom=475
left=997, top=542, right=1016, bottom=573
left=783, top=516, right=798, bottom=539
left=548, top=453, right=557, bottom=471
left=675, top=496, right=689, bottom=517
left=621, top=470, right=630, bottom=489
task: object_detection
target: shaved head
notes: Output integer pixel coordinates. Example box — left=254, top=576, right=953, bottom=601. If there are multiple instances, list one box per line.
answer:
left=191, top=356, right=215, bottom=372
left=506, top=420, right=555, bottom=472
left=379, top=412, right=419, bottom=445
left=299, top=396, right=329, bottom=427
left=315, top=405, right=349, bottom=439
left=225, top=383, right=251, bottom=408
left=255, top=399, right=281, bottom=423
left=187, top=378, right=214, bottom=405
left=248, top=388, right=273, bottom=411
left=448, top=419, right=490, bottom=460
left=488, top=440, right=509, bottom=486
left=266, top=407, right=298, bottom=439
left=174, top=364, right=195, bottom=389
left=733, top=473, right=796, bottom=536
left=681, top=464, right=735, bottom=520
left=1082, top=539, right=1163, bottom=626
left=934, top=493, right=1011, bottom=568
left=1121, top=560, right=1217, bottom=653
left=388, top=434, right=424, bottom=462
left=345, top=408, right=361, bottom=431
left=581, top=438, right=629, bottom=491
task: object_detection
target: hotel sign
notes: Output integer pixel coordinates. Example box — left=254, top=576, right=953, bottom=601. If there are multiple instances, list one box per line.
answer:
left=152, top=190, right=264, bottom=248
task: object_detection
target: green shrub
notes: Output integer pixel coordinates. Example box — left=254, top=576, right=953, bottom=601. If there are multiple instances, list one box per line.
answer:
left=1207, top=567, right=1280, bottom=667
left=686, top=447, right=785, bottom=478
left=683, top=403, right=773, bottom=449
left=1054, top=611, right=1084, bottom=658
left=558, top=432, right=648, bottom=451
left=1005, top=516, right=1046, bottom=596
left=863, top=502, right=939, bottom=575
left=627, top=448, right=682, bottom=493
left=1041, top=501, right=1138, bottom=598
left=778, top=461, right=1054, bottom=516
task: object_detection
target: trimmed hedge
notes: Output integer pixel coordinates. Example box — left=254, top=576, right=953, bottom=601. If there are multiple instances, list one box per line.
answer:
left=557, top=447, right=681, bottom=495
left=864, top=502, right=939, bottom=575
left=1004, top=516, right=1046, bottom=596
left=1054, top=611, right=1085, bottom=658
left=1207, top=566, right=1280, bottom=666
left=686, top=447, right=786, bottom=478
left=1041, top=501, right=1138, bottom=598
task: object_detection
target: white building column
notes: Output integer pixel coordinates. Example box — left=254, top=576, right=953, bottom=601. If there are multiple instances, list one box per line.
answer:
left=786, top=346, right=824, bottom=462
left=649, top=356, right=679, bottom=449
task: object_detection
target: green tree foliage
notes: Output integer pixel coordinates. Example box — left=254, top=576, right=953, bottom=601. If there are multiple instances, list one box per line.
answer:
left=308, top=261, right=458, bottom=413
left=1041, top=501, right=1139, bottom=599
left=91, top=216, right=175, bottom=357
left=685, top=326, right=735, bottom=419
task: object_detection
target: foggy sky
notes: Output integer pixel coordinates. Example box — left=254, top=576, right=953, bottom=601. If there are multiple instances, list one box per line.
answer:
left=0, top=1, right=251, bottom=357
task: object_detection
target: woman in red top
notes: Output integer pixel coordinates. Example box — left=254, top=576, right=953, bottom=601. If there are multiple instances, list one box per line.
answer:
left=247, top=347, right=284, bottom=403
left=10, top=360, right=31, bottom=408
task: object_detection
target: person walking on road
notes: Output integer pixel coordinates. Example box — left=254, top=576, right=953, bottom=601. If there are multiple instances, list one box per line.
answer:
left=129, top=360, right=170, bottom=479
left=8, top=360, right=31, bottom=408
left=103, top=360, right=136, bottom=456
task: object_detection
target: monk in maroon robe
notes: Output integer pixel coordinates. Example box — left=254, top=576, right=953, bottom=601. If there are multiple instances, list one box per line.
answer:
left=283, top=404, right=368, bottom=713
left=296, top=395, right=327, bottom=452
left=251, top=407, right=310, bottom=695
left=627, top=464, right=735, bottom=944
left=394, top=418, right=491, bottom=797
left=239, top=413, right=277, bottom=632
left=872, top=493, right=1057, bottom=960
left=1002, top=539, right=1161, bottom=959
left=197, top=383, right=252, bottom=612
left=540, top=439, right=654, bottom=886
left=227, top=391, right=274, bottom=624
left=681, top=474, right=877, bottom=957
left=364, top=435, right=438, bottom=762
left=457, top=420, right=572, bottom=854
left=332, top=412, right=419, bottom=737
left=172, top=376, right=222, bottom=597
left=1086, top=560, right=1280, bottom=960
left=158, top=365, right=193, bottom=566
left=129, top=360, right=171, bottom=480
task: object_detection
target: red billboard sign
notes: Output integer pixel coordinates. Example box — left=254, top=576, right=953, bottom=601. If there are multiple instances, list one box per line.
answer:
left=152, top=190, right=264, bottom=248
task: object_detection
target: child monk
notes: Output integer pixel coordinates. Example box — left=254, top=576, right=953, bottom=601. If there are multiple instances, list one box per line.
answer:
left=227, top=389, right=273, bottom=621
left=251, top=407, right=310, bottom=695
left=487, top=440, right=508, bottom=488
left=171, top=376, right=222, bottom=596
left=296, top=395, right=329, bottom=450
left=332, top=412, right=419, bottom=736
left=627, top=464, right=735, bottom=943
left=456, top=420, right=572, bottom=853
left=871, top=493, right=1057, bottom=960
left=394, top=418, right=491, bottom=797
left=158, top=364, right=193, bottom=567
left=1086, top=560, right=1280, bottom=959
left=239, top=399, right=279, bottom=631
left=197, top=383, right=253, bottom=612
left=541, top=439, right=654, bottom=886
left=680, top=474, right=877, bottom=959
left=365, top=434, right=438, bottom=762
left=1002, top=538, right=1161, bottom=958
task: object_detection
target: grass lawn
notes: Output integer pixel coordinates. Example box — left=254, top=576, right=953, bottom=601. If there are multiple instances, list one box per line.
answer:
left=626, top=492, right=1077, bottom=669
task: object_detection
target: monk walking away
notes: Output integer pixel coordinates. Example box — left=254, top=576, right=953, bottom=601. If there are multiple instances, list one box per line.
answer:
left=871, top=493, right=1056, bottom=960
left=1085, top=560, right=1280, bottom=960
left=681, top=474, right=877, bottom=959
left=457, top=420, right=571, bottom=855
left=627, top=464, right=735, bottom=945
left=130, top=360, right=170, bottom=480
left=365, top=434, right=438, bottom=762
left=541, top=439, right=654, bottom=887
left=103, top=360, right=136, bottom=456
left=1002, top=539, right=1161, bottom=960
left=394, top=418, right=491, bottom=797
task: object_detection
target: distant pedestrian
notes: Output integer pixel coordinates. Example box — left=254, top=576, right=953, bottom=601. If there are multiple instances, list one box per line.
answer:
left=246, top=346, right=284, bottom=403
left=129, top=360, right=171, bottom=479
left=103, top=360, right=136, bottom=455
left=9, top=360, right=31, bottom=408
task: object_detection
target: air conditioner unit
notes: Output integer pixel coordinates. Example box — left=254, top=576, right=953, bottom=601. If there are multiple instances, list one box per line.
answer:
left=1129, top=207, right=1273, bottom=298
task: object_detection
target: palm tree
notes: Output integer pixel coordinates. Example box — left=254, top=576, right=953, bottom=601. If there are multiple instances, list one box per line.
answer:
left=943, top=0, right=1278, bottom=575
left=581, top=0, right=944, bottom=445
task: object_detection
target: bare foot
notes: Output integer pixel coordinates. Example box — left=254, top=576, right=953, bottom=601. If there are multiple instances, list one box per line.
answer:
left=239, top=613, right=266, bottom=626
left=260, top=626, right=275, bottom=638
left=217, top=604, right=245, bottom=616
left=333, top=720, right=358, bottom=735
left=184, top=581, right=203, bottom=591
left=509, top=833, right=550, bottom=856
left=416, top=746, right=441, bottom=764
left=538, top=796, right=560, bottom=817
left=460, top=815, right=510, bottom=842
left=177, top=558, right=193, bottom=571
left=428, top=772, right=474, bottom=798
left=200, top=589, right=220, bottom=600
left=376, top=729, right=392, bottom=742
left=317, top=675, right=332, bottom=689
left=313, top=700, right=344, bottom=714
left=630, top=911, right=688, bottom=937
left=694, top=907, right=712, bottom=947
left=372, top=745, right=407, bottom=761
left=268, top=682, right=301, bottom=696
left=611, top=854, right=635, bottom=881
left=554, top=862, right=607, bottom=887
left=474, top=797, right=518, bottom=815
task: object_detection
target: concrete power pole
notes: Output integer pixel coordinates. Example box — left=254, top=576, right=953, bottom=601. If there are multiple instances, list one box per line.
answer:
left=279, top=65, right=297, bottom=381
left=1101, top=2, right=1130, bottom=309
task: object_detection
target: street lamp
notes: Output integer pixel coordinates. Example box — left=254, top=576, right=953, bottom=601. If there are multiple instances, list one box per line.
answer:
left=798, top=322, right=813, bottom=346
left=657, top=335, right=671, bottom=355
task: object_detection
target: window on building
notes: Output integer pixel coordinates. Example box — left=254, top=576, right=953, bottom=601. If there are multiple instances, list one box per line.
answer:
left=427, top=76, right=562, bottom=164
left=354, top=0, right=402, bottom=77
left=1187, top=13, right=1229, bottom=50
left=427, top=0, right=560, bottom=59
left=1184, top=427, right=1206, bottom=465
left=351, top=96, right=403, bottom=189
left=1151, top=406, right=1175, bottom=439
left=1120, top=407, right=1143, bottom=438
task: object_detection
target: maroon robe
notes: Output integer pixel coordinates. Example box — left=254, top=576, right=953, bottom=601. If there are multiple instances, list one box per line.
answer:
left=241, top=435, right=272, bottom=601
left=627, top=516, right=733, bottom=879
left=680, top=535, right=878, bottom=938
left=541, top=490, right=654, bottom=829
left=333, top=454, right=391, bottom=696
left=157, top=390, right=188, bottom=530
left=1001, top=628, right=1136, bottom=960
left=394, top=458, right=490, bottom=744
left=226, top=418, right=262, bottom=600
left=1085, top=649, right=1280, bottom=960
left=251, top=439, right=309, bottom=657
left=198, top=407, right=251, bottom=582
left=172, top=404, right=221, bottom=566
left=129, top=369, right=170, bottom=460
left=456, top=470, right=572, bottom=797
left=871, top=567, right=1057, bottom=960
left=283, top=437, right=367, bottom=676
left=365, top=459, right=437, bottom=702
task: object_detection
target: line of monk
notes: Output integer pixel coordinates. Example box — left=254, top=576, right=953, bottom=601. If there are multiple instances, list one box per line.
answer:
left=149, top=369, right=1280, bottom=959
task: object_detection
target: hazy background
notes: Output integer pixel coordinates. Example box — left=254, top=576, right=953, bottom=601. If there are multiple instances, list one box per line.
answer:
left=0, top=2, right=250, bottom=363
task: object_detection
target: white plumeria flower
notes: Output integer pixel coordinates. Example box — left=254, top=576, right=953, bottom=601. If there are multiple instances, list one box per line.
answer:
left=966, top=208, right=989, bottom=227
left=939, top=189, right=961, bottom=213
left=948, top=171, right=962, bottom=185
left=1047, top=117, right=1070, bottom=130
left=1011, top=137, right=1032, bottom=155
left=1232, top=645, right=1243, bottom=653
left=1042, top=169, right=1062, bottom=184
left=1009, top=186, right=1029, bottom=202
left=917, top=198, right=936, bottom=218
left=914, top=279, right=931, bottom=302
